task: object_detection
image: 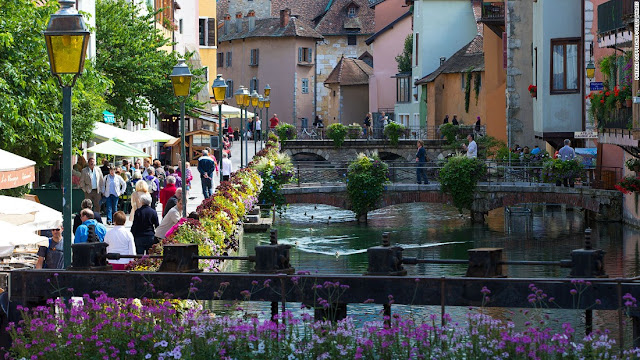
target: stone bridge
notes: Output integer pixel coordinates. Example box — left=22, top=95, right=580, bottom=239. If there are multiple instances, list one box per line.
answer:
left=281, top=139, right=449, bottom=163
left=281, top=183, right=622, bottom=223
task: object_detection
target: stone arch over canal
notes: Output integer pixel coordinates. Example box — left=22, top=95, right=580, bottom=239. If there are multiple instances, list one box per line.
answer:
left=281, top=184, right=622, bottom=223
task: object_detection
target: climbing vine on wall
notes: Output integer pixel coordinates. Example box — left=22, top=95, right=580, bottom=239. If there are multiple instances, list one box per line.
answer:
left=464, top=68, right=473, bottom=113
left=474, top=72, right=481, bottom=105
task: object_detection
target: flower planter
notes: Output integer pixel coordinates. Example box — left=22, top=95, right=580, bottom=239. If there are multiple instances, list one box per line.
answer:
left=529, top=92, right=536, bottom=98
left=347, top=128, right=361, bottom=139
left=626, top=98, right=632, bottom=107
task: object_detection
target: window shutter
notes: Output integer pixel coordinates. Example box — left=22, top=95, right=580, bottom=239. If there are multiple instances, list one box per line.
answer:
left=256, top=49, right=259, bottom=65
left=298, top=47, right=302, bottom=62
left=308, top=48, right=313, bottom=62
left=207, top=18, right=216, bottom=46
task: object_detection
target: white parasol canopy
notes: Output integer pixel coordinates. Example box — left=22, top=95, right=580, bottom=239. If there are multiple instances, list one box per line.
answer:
left=0, top=149, right=36, bottom=190
left=133, top=128, right=177, bottom=142
left=217, top=104, right=255, bottom=119
left=0, top=220, right=49, bottom=254
left=0, top=195, right=62, bottom=231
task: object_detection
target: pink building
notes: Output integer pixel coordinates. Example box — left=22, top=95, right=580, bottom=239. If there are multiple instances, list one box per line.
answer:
left=217, top=9, right=323, bottom=129
left=370, top=0, right=410, bottom=33
left=365, top=10, right=412, bottom=114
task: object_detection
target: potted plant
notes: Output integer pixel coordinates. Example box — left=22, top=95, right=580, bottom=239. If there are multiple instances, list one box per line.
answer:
left=625, top=157, right=640, bottom=172
left=383, top=122, right=406, bottom=146
left=615, top=175, right=640, bottom=194
left=326, top=123, right=347, bottom=148
left=528, top=84, right=537, bottom=98
left=626, top=95, right=632, bottom=108
left=542, top=158, right=584, bottom=187
left=346, top=123, right=362, bottom=139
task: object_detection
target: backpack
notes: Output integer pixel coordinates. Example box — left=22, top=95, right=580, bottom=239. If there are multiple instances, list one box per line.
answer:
left=145, top=178, right=158, bottom=193
left=156, top=170, right=166, bottom=188
left=86, top=224, right=100, bottom=243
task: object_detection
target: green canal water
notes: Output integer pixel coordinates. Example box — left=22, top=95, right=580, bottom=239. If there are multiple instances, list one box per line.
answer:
left=217, top=203, right=640, bottom=333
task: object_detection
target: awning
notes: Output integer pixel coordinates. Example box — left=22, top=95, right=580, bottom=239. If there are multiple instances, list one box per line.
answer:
left=0, top=149, right=36, bottom=190
left=164, top=138, right=189, bottom=147
left=86, top=139, right=150, bottom=157
left=93, top=122, right=151, bottom=145
left=133, top=128, right=176, bottom=142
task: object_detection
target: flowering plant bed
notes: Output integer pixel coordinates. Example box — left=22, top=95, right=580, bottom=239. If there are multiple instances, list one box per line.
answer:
left=249, top=135, right=295, bottom=211
left=528, top=84, right=537, bottom=98
left=7, top=288, right=640, bottom=359
left=615, top=175, right=640, bottom=194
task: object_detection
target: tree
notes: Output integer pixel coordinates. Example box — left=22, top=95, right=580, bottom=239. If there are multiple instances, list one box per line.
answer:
left=0, top=0, right=109, bottom=167
left=95, top=0, right=205, bottom=124
left=395, top=34, right=413, bottom=73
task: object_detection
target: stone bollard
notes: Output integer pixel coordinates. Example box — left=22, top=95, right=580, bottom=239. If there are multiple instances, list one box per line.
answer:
left=569, top=228, right=607, bottom=278
left=364, top=232, right=407, bottom=276
left=158, top=244, right=202, bottom=273
left=69, top=242, right=112, bottom=270
left=466, top=248, right=504, bottom=277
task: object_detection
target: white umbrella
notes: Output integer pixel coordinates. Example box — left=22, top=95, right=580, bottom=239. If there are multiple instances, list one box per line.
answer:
left=218, top=104, right=254, bottom=119
left=0, top=221, right=49, bottom=257
left=0, top=149, right=36, bottom=190
left=86, top=138, right=150, bottom=157
left=0, top=196, right=62, bottom=231
left=134, top=128, right=176, bottom=142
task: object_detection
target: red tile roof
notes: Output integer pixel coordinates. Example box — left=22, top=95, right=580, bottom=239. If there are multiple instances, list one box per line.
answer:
left=324, top=56, right=373, bottom=85
left=218, top=17, right=323, bottom=42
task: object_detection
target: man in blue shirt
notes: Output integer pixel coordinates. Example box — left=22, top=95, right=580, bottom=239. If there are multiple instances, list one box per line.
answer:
left=197, top=149, right=218, bottom=199
left=74, top=209, right=107, bottom=243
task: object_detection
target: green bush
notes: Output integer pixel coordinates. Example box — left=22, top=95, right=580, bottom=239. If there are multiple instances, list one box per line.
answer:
left=346, top=123, right=363, bottom=139
left=326, top=123, right=347, bottom=148
left=383, top=122, right=406, bottom=146
left=274, top=123, right=296, bottom=144
left=346, top=153, right=389, bottom=220
left=438, top=155, right=486, bottom=212
left=440, top=123, right=459, bottom=144
left=542, top=158, right=584, bottom=184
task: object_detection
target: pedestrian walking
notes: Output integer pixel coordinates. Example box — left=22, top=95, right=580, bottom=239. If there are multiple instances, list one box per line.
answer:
left=452, top=115, right=459, bottom=126
left=364, top=112, right=372, bottom=138
left=255, top=116, right=262, bottom=142
left=131, top=193, right=159, bottom=255
left=129, top=179, right=149, bottom=222
left=102, top=166, right=127, bottom=225
left=80, top=157, right=105, bottom=214
left=155, top=197, right=183, bottom=241
left=73, top=199, right=103, bottom=234
left=74, top=209, right=107, bottom=243
left=269, top=114, right=279, bottom=130
left=104, top=211, right=136, bottom=270
left=159, top=176, right=177, bottom=213
left=197, top=149, right=218, bottom=199
left=35, top=221, right=64, bottom=269
left=143, top=167, right=160, bottom=210
left=416, top=140, right=429, bottom=185
left=221, top=152, right=232, bottom=182
left=463, top=134, right=477, bottom=158
left=557, top=139, right=576, bottom=187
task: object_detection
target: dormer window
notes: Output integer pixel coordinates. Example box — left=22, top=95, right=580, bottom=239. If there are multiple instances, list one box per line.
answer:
left=347, top=5, right=357, bottom=18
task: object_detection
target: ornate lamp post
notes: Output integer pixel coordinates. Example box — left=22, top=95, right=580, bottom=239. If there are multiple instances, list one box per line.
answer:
left=44, top=0, right=90, bottom=268
left=211, top=75, right=227, bottom=184
left=235, top=86, right=249, bottom=168
left=263, top=84, right=271, bottom=137
left=257, top=95, right=264, bottom=150
left=243, top=91, right=251, bottom=167
left=250, top=90, right=260, bottom=158
left=170, top=59, right=193, bottom=217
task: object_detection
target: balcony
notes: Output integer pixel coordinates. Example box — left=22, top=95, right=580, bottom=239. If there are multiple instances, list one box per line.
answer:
left=597, top=0, right=634, bottom=35
left=480, top=2, right=505, bottom=24
left=597, top=107, right=637, bottom=146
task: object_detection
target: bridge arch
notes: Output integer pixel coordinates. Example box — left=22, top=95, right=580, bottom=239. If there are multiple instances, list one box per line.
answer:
left=291, top=151, right=328, bottom=162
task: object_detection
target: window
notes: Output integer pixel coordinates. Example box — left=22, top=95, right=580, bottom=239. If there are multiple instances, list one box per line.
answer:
left=298, top=47, right=313, bottom=63
left=250, top=77, right=259, bottom=93
left=217, top=53, right=224, bottom=68
left=225, top=80, right=234, bottom=98
left=301, top=78, right=309, bottom=94
left=397, top=114, right=409, bottom=126
left=179, top=19, right=183, bottom=34
left=396, top=75, right=410, bottom=103
left=347, top=6, right=356, bottom=18
left=550, top=38, right=580, bottom=93
left=415, top=33, right=419, bottom=66
left=347, top=35, right=357, bottom=46
left=250, top=48, right=259, bottom=66
left=226, top=51, right=232, bottom=67
left=198, top=18, right=216, bottom=47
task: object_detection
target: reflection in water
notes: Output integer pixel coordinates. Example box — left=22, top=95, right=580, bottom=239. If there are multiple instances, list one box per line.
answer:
left=217, top=203, right=640, bottom=332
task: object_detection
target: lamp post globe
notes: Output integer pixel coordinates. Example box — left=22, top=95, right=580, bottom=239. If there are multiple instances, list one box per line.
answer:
left=171, top=59, right=193, bottom=217
left=44, top=0, right=90, bottom=269
left=586, top=61, right=596, bottom=80
left=212, top=75, right=227, bottom=183
left=264, top=84, right=271, bottom=97
left=250, top=90, right=259, bottom=108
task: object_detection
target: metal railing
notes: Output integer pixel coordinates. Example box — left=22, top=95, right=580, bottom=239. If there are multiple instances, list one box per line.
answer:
left=481, top=2, right=505, bottom=21
left=597, top=0, right=634, bottom=34
left=290, top=161, right=618, bottom=188
left=294, top=125, right=486, bottom=141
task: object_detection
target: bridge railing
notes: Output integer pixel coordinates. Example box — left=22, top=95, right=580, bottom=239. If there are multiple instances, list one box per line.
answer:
left=295, top=125, right=486, bottom=140
left=291, top=161, right=611, bottom=187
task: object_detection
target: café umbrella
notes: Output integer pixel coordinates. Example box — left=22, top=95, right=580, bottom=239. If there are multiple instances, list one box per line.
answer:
left=0, top=149, right=36, bottom=190
left=0, top=220, right=49, bottom=257
left=0, top=195, right=62, bottom=232
left=86, top=138, right=149, bottom=157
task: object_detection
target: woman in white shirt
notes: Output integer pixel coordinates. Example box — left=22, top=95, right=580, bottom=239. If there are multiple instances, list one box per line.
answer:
left=104, top=211, right=137, bottom=270
left=129, top=176, right=149, bottom=221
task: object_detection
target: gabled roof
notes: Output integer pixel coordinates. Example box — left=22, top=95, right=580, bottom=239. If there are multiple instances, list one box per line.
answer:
left=324, top=56, right=373, bottom=85
left=365, top=10, right=411, bottom=45
left=218, top=17, right=323, bottom=42
left=314, top=0, right=375, bottom=35
left=415, top=35, right=484, bottom=85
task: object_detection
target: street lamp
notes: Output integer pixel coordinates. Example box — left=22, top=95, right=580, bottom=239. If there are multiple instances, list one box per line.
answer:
left=264, top=96, right=271, bottom=138
left=586, top=61, right=596, bottom=80
left=235, top=86, right=250, bottom=168
left=244, top=91, right=252, bottom=167
left=212, top=74, right=227, bottom=184
left=258, top=95, right=264, bottom=150
left=250, top=90, right=259, bottom=157
left=44, top=0, right=90, bottom=268
left=170, top=59, right=193, bottom=217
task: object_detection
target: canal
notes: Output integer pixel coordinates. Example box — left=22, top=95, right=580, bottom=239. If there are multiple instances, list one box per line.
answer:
left=219, top=203, right=640, bottom=334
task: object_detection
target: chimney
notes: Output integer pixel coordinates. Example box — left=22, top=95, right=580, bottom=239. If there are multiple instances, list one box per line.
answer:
left=247, top=10, right=256, bottom=31
left=280, top=8, right=291, bottom=28
left=440, top=57, right=446, bottom=66
left=236, top=12, right=243, bottom=33
left=223, top=14, right=231, bottom=35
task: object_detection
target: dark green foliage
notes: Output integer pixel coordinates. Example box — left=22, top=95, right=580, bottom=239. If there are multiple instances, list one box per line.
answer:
left=439, top=123, right=459, bottom=144
left=395, top=34, right=413, bottom=73
left=383, top=122, right=406, bottom=147
left=326, top=123, right=347, bottom=148
left=438, top=155, right=486, bottom=212
left=474, top=72, right=481, bottom=105
left=274, top=123, right=297, bottom=144
left=464, top=68, right=473, bottom=113
left=95, top=0, right=205, bottom=124
left=346, top=154, right=389, bottom=219
left=542, top=159, right=585, bottom=184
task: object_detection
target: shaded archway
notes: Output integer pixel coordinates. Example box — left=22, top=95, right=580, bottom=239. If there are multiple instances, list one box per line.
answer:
left=292, top=152, right=328, bottom=162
